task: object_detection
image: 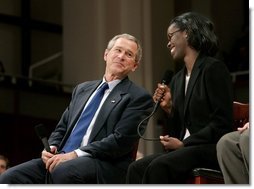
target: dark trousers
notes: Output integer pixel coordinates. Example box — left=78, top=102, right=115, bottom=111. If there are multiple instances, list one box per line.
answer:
left=126, top=144, right=219, bottom=184
left=0, top=157, right=96, bottom=184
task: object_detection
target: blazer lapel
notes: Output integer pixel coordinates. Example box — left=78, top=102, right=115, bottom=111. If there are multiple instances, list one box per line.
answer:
left=183, top=55, right=205, bottom=116
left=176, top=69, right=186, bottom=114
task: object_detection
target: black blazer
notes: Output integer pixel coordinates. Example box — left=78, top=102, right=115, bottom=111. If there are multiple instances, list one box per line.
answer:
left=48, top=77, right=153, bottom=183
left=168, top=54, right=233, bottom=145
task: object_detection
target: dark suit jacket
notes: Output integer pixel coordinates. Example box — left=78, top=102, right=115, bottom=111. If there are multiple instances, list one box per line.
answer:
left=48, top=77, right=153, bottom=183
left=168, top=53, right=233, bottom=146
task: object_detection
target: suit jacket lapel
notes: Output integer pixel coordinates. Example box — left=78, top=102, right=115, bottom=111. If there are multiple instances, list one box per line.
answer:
left=69, top=81, right=101, bottom=133
left=59, top=81, right=102, bottom=149
left=88, top=78, right=129, bottom=143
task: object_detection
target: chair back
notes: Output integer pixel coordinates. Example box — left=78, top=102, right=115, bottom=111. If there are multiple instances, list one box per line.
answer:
left=187, top=101, right=249, bottom=184
left=232, top=101, right=249, bottom=130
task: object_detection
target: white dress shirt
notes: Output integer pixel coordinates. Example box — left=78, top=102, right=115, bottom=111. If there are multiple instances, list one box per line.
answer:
left=74, top=78, right=121, bottom=157
left=184, top=74, right=191, bottom=139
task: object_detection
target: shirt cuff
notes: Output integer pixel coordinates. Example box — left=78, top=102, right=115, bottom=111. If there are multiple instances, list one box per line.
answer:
left=74, top=149, right=92, bottom=157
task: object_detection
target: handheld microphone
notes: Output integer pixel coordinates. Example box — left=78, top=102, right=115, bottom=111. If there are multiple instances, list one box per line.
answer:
left=137, top=70, right=174, bottom=141
left=34, top=124, right=51, bottom=152
left=153, top=70, right=174, bottom=112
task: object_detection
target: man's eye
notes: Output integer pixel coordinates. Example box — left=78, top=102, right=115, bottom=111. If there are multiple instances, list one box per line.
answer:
left=127, top=53, right=133, bottom=58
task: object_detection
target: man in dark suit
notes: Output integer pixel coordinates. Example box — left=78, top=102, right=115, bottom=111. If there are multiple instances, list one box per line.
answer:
left=0, top=33, right=153, bottom=184
left=126, top=12, right=233, bottom=183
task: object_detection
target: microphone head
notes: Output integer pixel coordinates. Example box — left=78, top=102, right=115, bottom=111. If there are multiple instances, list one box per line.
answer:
left=161, top=70, right=174, bottom=85
left=34, top=124, right=47, bottom=139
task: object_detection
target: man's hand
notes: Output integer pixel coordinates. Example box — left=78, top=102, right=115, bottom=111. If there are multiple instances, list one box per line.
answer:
left=238, top=122, right=249, bottom=133
left=160, top=135, right=184, bottom=151
left=41, top=146, right=57, bottom=164
left=46, top=151, right=78, bottom=172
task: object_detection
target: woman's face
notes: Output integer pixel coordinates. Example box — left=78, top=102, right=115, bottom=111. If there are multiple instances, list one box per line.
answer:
left=167, top=24, right=188, bottom=62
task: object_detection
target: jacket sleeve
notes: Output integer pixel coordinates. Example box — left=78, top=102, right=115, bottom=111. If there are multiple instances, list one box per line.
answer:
left=48, top=84, right=80, bottom=148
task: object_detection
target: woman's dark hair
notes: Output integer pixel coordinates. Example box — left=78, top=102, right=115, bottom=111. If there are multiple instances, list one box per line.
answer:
left=170, top=12, right=219, bottom=56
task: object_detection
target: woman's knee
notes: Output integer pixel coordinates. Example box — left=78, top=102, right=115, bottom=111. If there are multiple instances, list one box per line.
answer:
left=148, top=158, right=167, bottom=171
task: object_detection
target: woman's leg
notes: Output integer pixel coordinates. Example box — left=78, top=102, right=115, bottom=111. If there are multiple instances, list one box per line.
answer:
left=126, top=153, right=163, bottom=184
left=143, top=144, right=217, bottom=184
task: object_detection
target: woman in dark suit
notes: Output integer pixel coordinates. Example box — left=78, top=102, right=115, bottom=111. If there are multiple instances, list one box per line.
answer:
left=126, top=12, right=233, bottom=184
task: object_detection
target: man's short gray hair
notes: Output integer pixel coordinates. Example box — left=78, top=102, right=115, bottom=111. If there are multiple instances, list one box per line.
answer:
left=107, top=33, right=142, bottom=63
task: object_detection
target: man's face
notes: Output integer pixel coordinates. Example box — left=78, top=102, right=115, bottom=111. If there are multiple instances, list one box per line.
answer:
left=104, top=38, right=138, bottom=79
left=0, top=159, right=7, bottom=174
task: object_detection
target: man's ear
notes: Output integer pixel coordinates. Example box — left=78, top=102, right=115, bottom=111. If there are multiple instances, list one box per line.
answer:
left=104, top=49, right=109, bottom=61
left=131, top=63, right=139, bottom=72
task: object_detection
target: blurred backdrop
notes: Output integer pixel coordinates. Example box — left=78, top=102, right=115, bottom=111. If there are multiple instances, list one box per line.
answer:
left=0, top=0, right=249, bottom=167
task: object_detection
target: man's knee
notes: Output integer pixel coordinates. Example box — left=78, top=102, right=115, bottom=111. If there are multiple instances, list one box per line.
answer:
left=51, top=161, right=96, bottom=184
left=0, top=169, right=12, bottom=183
left=0, top=168, right=21, bottom=183
left=50, top=164, right=72, bottom=183
left=217, top=134, right=230, bottom=155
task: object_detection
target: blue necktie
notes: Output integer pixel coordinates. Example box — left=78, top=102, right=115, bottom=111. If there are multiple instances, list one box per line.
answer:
left=62, top=82, right=109, bottom=153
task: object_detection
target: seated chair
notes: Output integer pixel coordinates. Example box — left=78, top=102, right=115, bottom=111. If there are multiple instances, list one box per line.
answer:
left=186, top=101, right=249, bottom=184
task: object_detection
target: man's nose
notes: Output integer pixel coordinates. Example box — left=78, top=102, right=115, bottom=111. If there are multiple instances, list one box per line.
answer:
left=117, top=52, right=125, bottom=59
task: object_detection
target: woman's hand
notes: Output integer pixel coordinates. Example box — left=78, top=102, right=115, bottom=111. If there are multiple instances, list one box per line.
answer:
left=153, top=83, right=173, bottom=114
left=160, top=135, right=184, bottom=151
